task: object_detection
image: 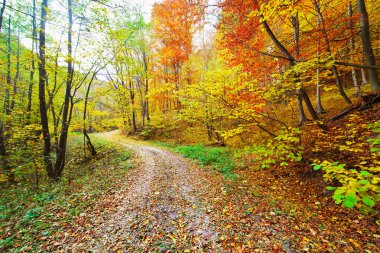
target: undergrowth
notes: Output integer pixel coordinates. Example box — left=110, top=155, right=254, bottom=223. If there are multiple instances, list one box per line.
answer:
left=0, top=134, right=132, bottom=252
left=175, top=144, right=237, bottom=180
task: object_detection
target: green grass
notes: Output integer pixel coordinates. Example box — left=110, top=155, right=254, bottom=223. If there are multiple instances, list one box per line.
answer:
left=0, top=134, right=132, bottom=252
left=175, top=144, right=237, bottom=180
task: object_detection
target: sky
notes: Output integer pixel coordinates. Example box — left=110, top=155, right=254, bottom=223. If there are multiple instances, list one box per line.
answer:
left=123, top=0, right=158, bottom=21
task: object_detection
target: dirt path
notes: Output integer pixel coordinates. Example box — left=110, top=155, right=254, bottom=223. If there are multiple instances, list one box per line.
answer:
left=45, top=131, right=378, bottom=253
left=85, top=131, right=224, bottom=252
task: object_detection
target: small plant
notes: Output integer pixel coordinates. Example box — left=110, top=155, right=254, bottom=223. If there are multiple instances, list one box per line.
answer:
left=22, top=207, right=43, bottom=222
left=175, top=144, right=237, bottom=179
left=251, top=127, right=303, bottom=169
left=368, top=121, right=380, bottom=156
left=313, top=161, right=379, bottom=211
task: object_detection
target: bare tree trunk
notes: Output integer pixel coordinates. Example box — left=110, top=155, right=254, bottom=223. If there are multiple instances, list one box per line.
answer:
left=291, top=12, right=308, bottom=125
left=54, top=0, right=74, bottom=178
left=0, top=0, right=6, bottom=32
left=348, top=2, right=360, bottom=96
left=0, top=122, right=14, bottom=184
left=11, top=32, right=20, bottom=111
left=38, top=0, right=54, bottom=178
left=142, top=52, right=150, bottom=123
left=48, top=38, right=63, bottom=149
left=315, top=13, right=325, bottom=114
left=83, top=72, right=97, bottom=156
left=27, top=0, right=37, bottom=116
left=315, top=67, right=325, bottom=114
left=1, top=15, right=14, bottom=184
left=357, top=0, right=379, bottom=91
left=361, top=66, right=368, bottom=85
left=129, top=80, right=137, bottom=132
left=5, top=16, right=11, bottom=115
left=313, top=0, right=352, bottom=105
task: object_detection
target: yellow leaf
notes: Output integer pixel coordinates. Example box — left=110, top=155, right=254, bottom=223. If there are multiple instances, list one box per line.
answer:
left=348, top=238, right=362, bottom=250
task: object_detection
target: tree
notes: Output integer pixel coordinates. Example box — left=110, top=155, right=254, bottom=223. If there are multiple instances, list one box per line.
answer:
left=27, top=0, right=37, bottom=116
left=151, top=0, right=205, bottom=112
left=0, top=0, right=6, bottom=32
left=53, top=0, right=74, bottom=177
left=38, top=0, right=55, bottom=178
left=312, top=0, right=352, bottom=104
left=357, top=0, right=379, bottom=91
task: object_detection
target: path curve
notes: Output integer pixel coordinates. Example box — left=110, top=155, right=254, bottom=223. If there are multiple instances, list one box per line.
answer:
left=89, top=131, right=223, bottom=252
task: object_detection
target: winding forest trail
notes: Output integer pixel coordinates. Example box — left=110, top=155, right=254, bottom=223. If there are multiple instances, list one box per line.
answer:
left=52, top=131, right=378, bottom=253
left=88, top=131, right=225, bottom=252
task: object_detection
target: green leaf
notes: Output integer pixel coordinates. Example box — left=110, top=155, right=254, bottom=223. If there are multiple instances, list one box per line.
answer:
left=360, top=171, right=371, bottom=176
left=313, top=164, right=322, bottom=170
left=343, top=191, right=357, bottom=208
left=334, top=188, right=346, bottom=196
left=333, top=194, right=344, bottom=200
left=343, top=199, right=356, bottom=208
left=359, top=180, right=370, bottom=185
left=326, top=186, right=336, bottom=190
left=362, top=196, right=375, bottom=207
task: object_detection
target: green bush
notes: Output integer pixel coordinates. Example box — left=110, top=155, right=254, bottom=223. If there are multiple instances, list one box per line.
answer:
left=313, top=161, right=379, bottom=212
left=250, top=127, right=303, bottom=169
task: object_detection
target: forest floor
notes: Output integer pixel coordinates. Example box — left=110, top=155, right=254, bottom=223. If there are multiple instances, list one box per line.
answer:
left=38, top=130, right=378, bottom=253
left=2, top=129, right=378, bottom=252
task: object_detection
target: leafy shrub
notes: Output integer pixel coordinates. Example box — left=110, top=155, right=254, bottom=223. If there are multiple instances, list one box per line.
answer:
left=368, top=121, right=380, bottom=156
left=313, top=161, right=379, bottom=211
left=251, top=127, right=303, bottom=169
left=312, top=122, right=380, bottom=211
left=175, top=144, right=237, bottom=179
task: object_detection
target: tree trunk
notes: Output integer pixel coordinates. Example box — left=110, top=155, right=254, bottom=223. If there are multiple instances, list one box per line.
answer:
left=315, top=67, right=325, bottom=114
left=313, top=0, right=352, bottom=104
left=48, top=40, right=63, bottom=149
left=83, top=72, right=97, bottom=156
left=0, top=122, right=14, bottom=184
left=315, top=13, right=325, bottom=115
left=131, top=94, right=137, bottom=132
left=27, top=0, right=37, bottom=116
left=0, top=0, right=6, bottom=32
left=298, top=87, right=319, bottom=121
left=261, top=18, right=321, bottom=124
left=361, top=66, right=368, bottom=84
left=2, top=15, right=14, bottom=184
left=54, top=0, right=74, bottom=178
left=5, top=15, right=11, bottom=115
left=38, top=0, right=54, bottom=179
left=357, top=0, right=379, bottom=91
left=291, top=13, right=309, bottom=124
left=11, top=32, right=20, bottom=111
left=142, top=52, right=150, bottom=123
left=348, top=3, right=360, bottom=95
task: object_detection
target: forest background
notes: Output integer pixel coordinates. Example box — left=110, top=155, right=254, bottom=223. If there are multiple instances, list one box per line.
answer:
left=0, top=0, right=379, bottom=251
